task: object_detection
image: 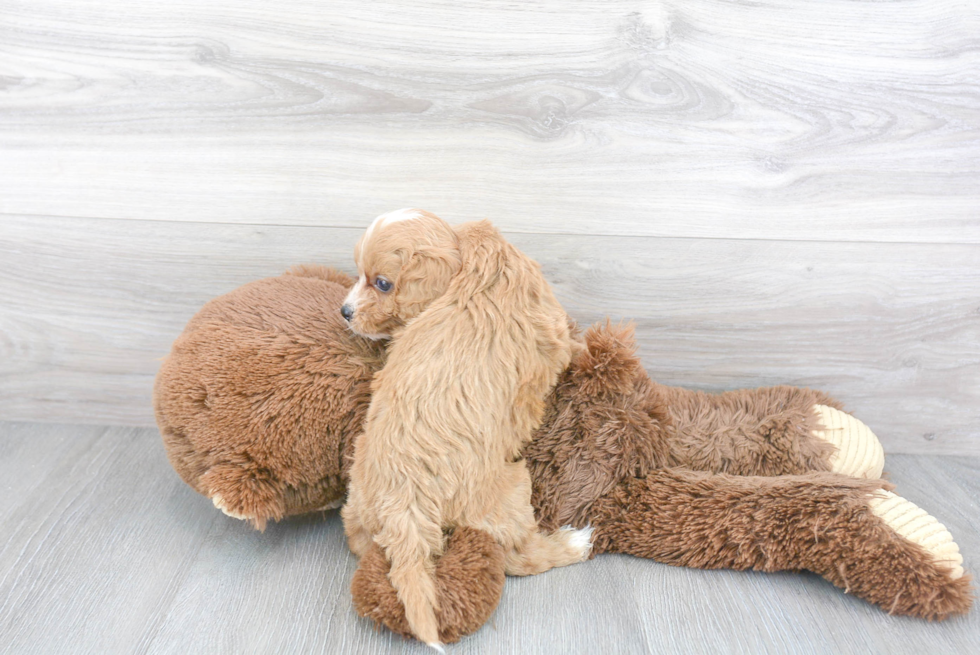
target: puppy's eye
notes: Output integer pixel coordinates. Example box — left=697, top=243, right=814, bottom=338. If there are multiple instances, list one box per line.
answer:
left=374, top=277, right=392, bottom=293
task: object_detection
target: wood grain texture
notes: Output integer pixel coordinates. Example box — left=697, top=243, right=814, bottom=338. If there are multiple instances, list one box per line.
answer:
left=0, top=421, right=977, bottom=654
left=1, top=215, right=978, bottom=454
left=1, top=0, right=979, bottom=241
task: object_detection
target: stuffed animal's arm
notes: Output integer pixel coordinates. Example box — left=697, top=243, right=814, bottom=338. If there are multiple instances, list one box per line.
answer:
left=589, top=467, right=971, bottom=620
left=657, top=384, right=884, bottom=479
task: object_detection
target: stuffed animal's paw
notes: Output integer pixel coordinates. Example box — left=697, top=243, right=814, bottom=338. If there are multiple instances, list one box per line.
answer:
left=812, top=405, right=885, bottom=479
left=201, top=463, right=287, bottom=531
left=868, top=490, right=965, bottom=580
left=211, top=493, right=250, bottom=521
left=351, top=527, right=506, bottom=644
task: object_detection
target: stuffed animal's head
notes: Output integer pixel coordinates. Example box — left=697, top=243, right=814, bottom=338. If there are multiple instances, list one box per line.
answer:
left=154, top=265, right=386, bottom=529
left=341, top=209, right=462, bottom=339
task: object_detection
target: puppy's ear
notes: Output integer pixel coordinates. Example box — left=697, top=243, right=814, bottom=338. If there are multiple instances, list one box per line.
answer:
left=395, top=245, right=462, bottom=319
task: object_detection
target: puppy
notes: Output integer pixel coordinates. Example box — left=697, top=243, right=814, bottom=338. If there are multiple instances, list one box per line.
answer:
left=340, top=209, right=592, bottom=647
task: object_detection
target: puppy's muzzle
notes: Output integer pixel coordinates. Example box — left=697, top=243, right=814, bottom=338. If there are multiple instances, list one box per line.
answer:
left=341, top=304, right=354, bottom=322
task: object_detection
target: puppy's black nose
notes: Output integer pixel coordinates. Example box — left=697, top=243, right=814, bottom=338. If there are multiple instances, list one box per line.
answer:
left=340, top=304, right=354, bottom=322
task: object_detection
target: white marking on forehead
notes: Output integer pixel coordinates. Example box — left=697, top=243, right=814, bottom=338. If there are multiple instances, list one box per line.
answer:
left=381, top=208, right=423, bottom=225
left=363, top=208, right=423, bottom=242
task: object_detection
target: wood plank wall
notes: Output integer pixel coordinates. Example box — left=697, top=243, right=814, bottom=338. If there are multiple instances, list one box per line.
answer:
left=1, top=1, right=978, bottom=454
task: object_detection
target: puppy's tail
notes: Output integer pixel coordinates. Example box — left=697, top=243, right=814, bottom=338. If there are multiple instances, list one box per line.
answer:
left=380, top=510, right=443, bottom=647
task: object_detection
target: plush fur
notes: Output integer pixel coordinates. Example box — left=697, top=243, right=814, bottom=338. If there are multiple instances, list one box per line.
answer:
left=154, top=265, right=383, bottom=530
left=526, top=322, right=843, bottom=533
left=590, top=470, right=973, bottom=621
left=351, top=527, right=506, bottom=644
left=340, top=210, right=588, bottom=646
left=155, top=265, right=973, bottom=644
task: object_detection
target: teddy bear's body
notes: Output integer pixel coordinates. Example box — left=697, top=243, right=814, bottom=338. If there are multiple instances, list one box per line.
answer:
left=155, top=266, right=971, bottom=644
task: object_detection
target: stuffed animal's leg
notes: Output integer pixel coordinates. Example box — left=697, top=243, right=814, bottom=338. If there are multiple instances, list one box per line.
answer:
left=340, top=490, right=374, bottom=558
left=811, top=404, right=884, bottom=478
left=590, top=468, right=972, bottom=620
left=659, top=384, right=884, bottom=478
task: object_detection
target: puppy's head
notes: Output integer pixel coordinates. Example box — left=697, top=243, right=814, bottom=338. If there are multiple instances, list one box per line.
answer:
left=341, top=209, right=461, bottom=339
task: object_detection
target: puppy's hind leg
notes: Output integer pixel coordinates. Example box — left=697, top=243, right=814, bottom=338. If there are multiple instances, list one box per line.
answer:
left=376, top=507, right=445, bottom=648
left=504, top=525, right=594, bottom=576
left=340, top=489, right=374, bottom=558
left=480, top=461, right=593, bottom=576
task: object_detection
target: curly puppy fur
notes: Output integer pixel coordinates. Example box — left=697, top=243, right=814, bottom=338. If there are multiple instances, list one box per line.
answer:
left=340, top=210, right=590, bottom=646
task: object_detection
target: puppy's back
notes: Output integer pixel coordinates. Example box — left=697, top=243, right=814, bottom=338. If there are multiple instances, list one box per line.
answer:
left=367, top=220, right=573, bottom=475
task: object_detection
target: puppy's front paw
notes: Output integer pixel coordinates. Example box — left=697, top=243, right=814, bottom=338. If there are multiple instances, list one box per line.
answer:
left=812, top=405, right=885, bottom=479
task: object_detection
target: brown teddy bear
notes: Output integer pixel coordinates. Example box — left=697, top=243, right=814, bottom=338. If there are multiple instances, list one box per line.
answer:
left=154, top=265, right=972, bottom=644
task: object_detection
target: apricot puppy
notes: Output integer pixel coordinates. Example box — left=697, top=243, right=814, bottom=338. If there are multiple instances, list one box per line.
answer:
left=340, top=209, right=592, bottom=647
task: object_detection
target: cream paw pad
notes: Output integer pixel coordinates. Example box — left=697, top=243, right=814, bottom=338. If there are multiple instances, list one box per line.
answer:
left=868, top=490, right=965, bottom=580
left=211, top=493, right=249, bottom=521
left=813, top=405, right=885, bottom=479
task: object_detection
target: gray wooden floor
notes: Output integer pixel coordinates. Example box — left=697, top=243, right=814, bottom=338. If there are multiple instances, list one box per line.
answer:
left=1, top=420, right=977, bottom=655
